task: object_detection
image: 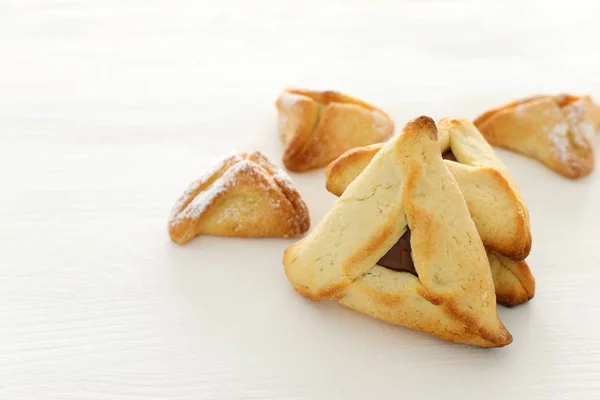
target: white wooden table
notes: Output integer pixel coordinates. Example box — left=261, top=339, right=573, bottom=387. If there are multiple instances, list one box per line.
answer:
left=2, top=1, right=600, bottom=398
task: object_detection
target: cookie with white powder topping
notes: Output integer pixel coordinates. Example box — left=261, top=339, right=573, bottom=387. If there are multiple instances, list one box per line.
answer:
left=168, top=151, right=309, bottom=244
left=474, top=94, right=600, bottom=179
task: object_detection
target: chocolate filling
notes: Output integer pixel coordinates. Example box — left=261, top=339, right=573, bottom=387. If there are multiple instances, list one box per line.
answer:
left=377, top=150, right=458, bottom=277
left=377, top=229, right=417, bottom=276
left=442, top=150, right=457, bottom=162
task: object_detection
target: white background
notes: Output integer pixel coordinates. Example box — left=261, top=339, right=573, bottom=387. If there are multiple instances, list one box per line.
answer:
left=1, top=1, right=600, bottom=399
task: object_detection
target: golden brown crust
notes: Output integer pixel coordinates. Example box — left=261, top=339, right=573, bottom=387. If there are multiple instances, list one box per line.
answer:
left=326, top=119, right=532, bottom=258
left=339, top=267, right=512, bottom=348
left=276, top=88, right=394, bottom=172
left=169, top=151, right=310, bottom=244
left=324, top=118, right=535, bottom=307
left=325, top=143, right=384, bottom=196
left=284, top=116, right=512, bottom=348
left=488, top=251, right=535, bottom=307
left=474, top=94, right=600, bottom=179
left=447, top=164, right=531, bottom=259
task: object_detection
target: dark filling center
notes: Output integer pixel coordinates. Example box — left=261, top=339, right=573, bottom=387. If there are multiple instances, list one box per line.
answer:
left=377, top=229, right=416, bottom=276
left=377, top=150, right=458, bottom=277
left=442, top=150, right=457, bottom=162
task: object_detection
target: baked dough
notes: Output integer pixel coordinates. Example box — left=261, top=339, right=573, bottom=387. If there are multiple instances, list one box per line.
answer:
left=474, top=94, right=600, bottom=179
left=169, top=151, right=310, bottom=244
left=275, top=88, right=394, bottom=172
left=325, top=118, right=535, bottom=306
left=327, top=118, right=531, bottom=258
left=488, top=251, right=535, bottom=307
left=284, top=116, right=512, bottom=347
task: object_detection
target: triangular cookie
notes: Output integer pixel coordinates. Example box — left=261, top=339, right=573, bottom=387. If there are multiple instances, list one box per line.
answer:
left=284, top=116, right=512, bottom=347
left=474, top=94, right=600, bottom=179
left=325, top=118, right=535, bottom=306
left=169, top=151, right=310, bottom=244
left=276, top=88, right=394, bottom=172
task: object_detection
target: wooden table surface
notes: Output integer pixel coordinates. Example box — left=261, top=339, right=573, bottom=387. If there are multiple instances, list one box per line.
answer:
left=1, top=1, right=600, bottom=399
